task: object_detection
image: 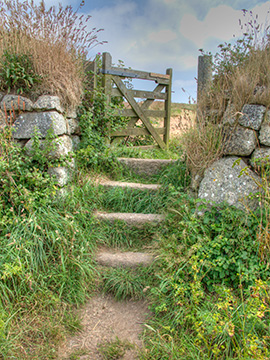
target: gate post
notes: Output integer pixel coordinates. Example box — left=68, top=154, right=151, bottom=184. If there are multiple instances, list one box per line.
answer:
left=197, top=55, right=212, bottom=122
left=85, top=58, right=97, bottom=92
left=164, top=68, right=172, bottom=147
left=197, top=55, right=212, bottom=103
left=102, top=52, right=112, bottom=105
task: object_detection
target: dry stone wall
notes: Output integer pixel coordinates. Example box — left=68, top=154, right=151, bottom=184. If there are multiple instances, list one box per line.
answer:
left=198, top=103, right=270, bottom=210
left=0, top=93, right=81, bottom=187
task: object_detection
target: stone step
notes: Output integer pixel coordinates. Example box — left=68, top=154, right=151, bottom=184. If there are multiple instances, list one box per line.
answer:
left=99, top=180, right=161, bottom=191
left=94, top=211, right=165, bottom=227
left=96, top=250, right=155, bottom=268
left=117, top=157, right=176, bottom=176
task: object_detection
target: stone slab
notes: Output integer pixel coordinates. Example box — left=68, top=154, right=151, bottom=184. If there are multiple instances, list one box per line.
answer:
left=99, top=180, right=161, bottom=191
left=48, top=166, right=69, bottom=187
left=259, top=110, right=270, bottom=146
left=67, top=118, right=81, bottom=135
left=0, top=109, right=6, bottom=129
left=222, top=102, right=238, bottom=126
left=117, top=158, right=176, bottom=176
left=96, top=250, right=154, bottom=268
left=251, top=147, right=270, bottom=170
left=24, top=134, right=73, bottom=159
left=94, top=211, right=165, bottom=226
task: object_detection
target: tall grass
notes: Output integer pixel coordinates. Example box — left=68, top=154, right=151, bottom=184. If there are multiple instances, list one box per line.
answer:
left=0, top=0, right=105, bottom=109
left=198, top=10, right=270, bottom=124
left=181, top=121, right=224, bottom=177
left=0, top=173, right=102, bottom=358
left=0, top=205, right=96, bottom=307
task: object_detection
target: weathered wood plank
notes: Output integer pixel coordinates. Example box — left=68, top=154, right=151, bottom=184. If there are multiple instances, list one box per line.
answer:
left=120, top=109, right=166, bottom=118
left=102, top=52, right=112, bottom=104
left=126, top=145, right=159, bottom=150
left=111, top=88, right=167, bottom=100
left=140, top=84, right=166, bottom=110
left=164, top=68, right=172, bottom=146
left=105, top=66, right=170, bottom=84
left=150, top=72, right=170, bottom=80
left=85, top=60, right=97, bottom=91
left=132, top=89, right=166, bottom=100
left=111, top=127, right=165, bottom=137
left=126, top=117, right=139, bottom=129
left=112, top=76, right=166, bottom=149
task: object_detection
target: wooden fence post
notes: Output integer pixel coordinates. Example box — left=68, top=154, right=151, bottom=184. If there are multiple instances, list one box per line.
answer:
left=85, top=59, right=97, bottom=92
left=164, top=68, right=172, bottom=147
left=197, top=55, right=212, bottom=105
left=102, top=52, right=112, bottom=105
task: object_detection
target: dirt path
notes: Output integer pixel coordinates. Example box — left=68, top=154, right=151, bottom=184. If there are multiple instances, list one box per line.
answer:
left=57, top=111, right=195, bottom=359
left=58, top=294, right=150, bottom=360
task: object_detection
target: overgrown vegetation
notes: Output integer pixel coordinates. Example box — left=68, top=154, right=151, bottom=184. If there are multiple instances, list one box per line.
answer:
left=0, top=0, right=105, bottom=109
left=140, top=196, right=270, bottom=359
left=137, top=9, right=270, bottom=360
left=199, top=9, right=270, bottom=123
left=0, top=2, right=270, bottom=359
left=183, top=9, right=270, bottom=180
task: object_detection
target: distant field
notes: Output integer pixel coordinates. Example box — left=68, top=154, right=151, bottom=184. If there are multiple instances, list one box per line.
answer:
left=171, top=102, right=196, bottom=115
left=149, top=102, right=196, bottom=137
left=123, top=101, right=197, bottom=137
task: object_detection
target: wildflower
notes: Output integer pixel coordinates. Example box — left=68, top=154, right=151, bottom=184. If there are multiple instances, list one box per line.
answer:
left=227, top=322, right=235, bottom=337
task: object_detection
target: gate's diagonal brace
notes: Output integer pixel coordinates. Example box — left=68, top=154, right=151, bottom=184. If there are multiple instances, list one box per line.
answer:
left=112, top=76, right=166, bottom=149
left=125, top=84, right=165, bottom=128
left=140, top=84, right=166, bottom=110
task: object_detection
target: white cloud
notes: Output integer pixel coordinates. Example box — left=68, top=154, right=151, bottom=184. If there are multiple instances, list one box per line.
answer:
left=82, top=0, right=270, bottom=102
left=148, top=29, right=177, bottom=43
left=180, top=5, right=243, bottom=49
left=179, top=55, right=198, bottom=69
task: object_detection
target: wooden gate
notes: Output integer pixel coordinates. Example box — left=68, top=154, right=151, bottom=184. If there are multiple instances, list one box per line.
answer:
left=94, top=52, right=172, bottom=149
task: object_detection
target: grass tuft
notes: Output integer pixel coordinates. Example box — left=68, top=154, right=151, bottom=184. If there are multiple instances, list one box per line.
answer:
left=102, top=267, right=145, bottom=300
left=98, top=336, right=134, bottom=360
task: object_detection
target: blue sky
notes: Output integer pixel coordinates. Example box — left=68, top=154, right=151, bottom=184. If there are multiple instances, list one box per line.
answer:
left=45, top=0, right=270, bottom=102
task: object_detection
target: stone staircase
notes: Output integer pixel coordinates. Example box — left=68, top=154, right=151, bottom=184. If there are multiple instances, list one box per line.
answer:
left=95, top=157, right=173, bottom=268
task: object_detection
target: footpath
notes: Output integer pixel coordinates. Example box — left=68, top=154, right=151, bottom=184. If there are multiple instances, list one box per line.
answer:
left=58, top=157, right=175, bottom=360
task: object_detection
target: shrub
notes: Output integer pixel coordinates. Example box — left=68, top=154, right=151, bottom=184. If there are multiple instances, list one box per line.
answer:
left=0, top=50, right=41, bottom=94
left=76, top=55, right=129, bottom=171
left=0, top=126, right=58, bottom=218
left=158, top=193, right=270, bottom=290
left=144, top=192, right=270, bottom=359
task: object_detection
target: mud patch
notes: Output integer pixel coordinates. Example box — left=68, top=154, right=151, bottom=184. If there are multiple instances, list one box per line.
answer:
left=58, top=294, right=150, bottom=360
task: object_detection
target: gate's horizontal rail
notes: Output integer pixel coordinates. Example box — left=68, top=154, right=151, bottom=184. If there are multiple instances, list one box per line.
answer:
left=99, top=67, right=170, bottom=84
left=111, top=88, right=167, bottom=100
left=99, top=52, right=172, bottom=149
left=111, top=127, right=165, bottom=137
left=112, top=76, right=166, bottom=148
left=119, top=109, right=166, bottom=118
